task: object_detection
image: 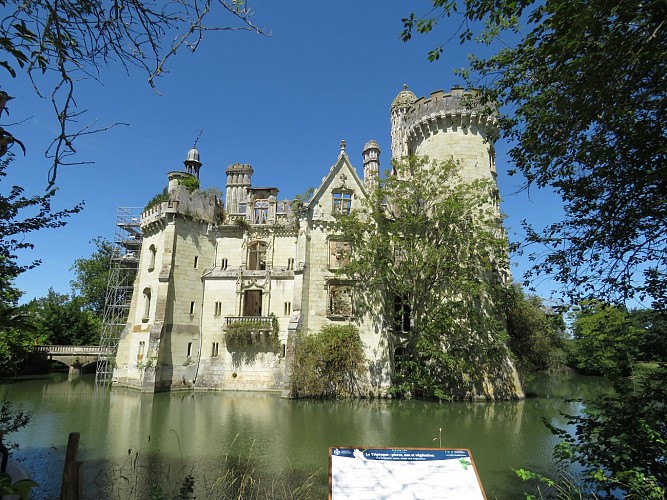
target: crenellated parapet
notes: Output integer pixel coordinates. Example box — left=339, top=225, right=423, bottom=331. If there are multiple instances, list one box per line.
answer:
left=391, top=85, right=499, bottom=183
left=402, top=88, right=497, bottom=142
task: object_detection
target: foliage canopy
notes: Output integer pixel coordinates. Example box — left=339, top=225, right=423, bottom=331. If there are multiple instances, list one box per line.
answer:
left=337, top=157, right=520, bottom=400
left=402, top=0, right=666, bottom=308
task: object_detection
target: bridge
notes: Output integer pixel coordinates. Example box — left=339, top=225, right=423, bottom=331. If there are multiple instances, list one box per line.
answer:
left=32, top=345, right=114, bottom=373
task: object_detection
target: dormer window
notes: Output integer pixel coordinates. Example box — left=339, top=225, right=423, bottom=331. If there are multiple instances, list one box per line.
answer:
left=332, top=191, right=352, bottom=215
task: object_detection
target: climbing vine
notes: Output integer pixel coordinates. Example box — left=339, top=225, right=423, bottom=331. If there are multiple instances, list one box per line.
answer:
left=225, top=314, right=279, bottom=348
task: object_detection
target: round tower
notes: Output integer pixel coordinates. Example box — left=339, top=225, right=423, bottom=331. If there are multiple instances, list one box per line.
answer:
left=184, top=147, right=202, bottom=179
left=362, top=140, right=380, bottom=190
left=225, top=163, right=253, bottom=215
left=390, top=84, right=417, bottom=159
left=392, top=86, right=498, bottom=184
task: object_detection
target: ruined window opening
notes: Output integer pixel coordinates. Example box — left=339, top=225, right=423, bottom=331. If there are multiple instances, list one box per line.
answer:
left=243, top=290, right=262, bottom=317
left=253, top=199, right=269, bottom=224
left=329, top=240, right=351, bottom=269
left=148, top=245, right=157, bottom=271
left=248, top=241, right=267, bottom=271
left=142, top=288, right=151, bottom=321
left=328, top=284, right=354, bottom=317
left=332, top=191, right=352, bottom=215
left=393, top=295, right=411, bottom=333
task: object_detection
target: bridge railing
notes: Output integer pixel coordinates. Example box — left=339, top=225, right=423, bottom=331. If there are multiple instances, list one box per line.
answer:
left=33, top=345, right=115, bottom=355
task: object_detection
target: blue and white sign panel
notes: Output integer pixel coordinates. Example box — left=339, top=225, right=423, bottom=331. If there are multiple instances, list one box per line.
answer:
left=329, top=447, right=486, bottom=499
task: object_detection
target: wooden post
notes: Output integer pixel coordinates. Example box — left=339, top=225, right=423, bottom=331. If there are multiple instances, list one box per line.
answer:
left=60, top=432, right=81, bottom=500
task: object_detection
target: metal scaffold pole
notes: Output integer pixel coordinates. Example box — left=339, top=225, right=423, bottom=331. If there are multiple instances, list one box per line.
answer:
left=95, top=207, right=142, bottom=387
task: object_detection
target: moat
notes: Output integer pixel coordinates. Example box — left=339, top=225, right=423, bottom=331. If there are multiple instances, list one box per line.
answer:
left=1, top=373, right=610, bottom=498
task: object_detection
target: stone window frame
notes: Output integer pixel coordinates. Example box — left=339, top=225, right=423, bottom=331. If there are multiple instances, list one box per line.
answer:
left=332, top=189, right=353, bottom=216
left=327, top=282, right=355, bottom=318
left=247, top=240, right=268, bottom=271
left=328, top=239, right=352, bottom=270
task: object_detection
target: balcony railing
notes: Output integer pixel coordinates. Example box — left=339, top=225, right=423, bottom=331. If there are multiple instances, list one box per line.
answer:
left=225, top=316, right=272, bottom=328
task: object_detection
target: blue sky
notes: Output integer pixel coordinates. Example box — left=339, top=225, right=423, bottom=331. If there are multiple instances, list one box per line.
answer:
left=5, top=0, right=564, bottom=303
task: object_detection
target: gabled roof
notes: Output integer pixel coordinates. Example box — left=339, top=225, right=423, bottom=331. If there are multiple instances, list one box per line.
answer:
left=308, top=145, right=367, bottom=211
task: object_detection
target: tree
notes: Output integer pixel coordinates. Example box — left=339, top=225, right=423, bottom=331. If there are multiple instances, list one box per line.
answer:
left=0, top=0, right=266, bottom=185
left=402, top=0, right=666, bottom=308
left=337, top=157, right=520, bottom=400
left=0, top=154, right=82, bottom=304
left=569, top=301, right=667, bottom=378
left=70, top=237, right=115, bottom=317
left=23, top=289, right=101, bottom=346
left=504, top=285, right=567, bottom=373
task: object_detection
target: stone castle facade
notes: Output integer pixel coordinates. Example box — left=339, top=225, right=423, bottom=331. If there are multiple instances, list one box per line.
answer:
left=113, top=86, right=521, bottom=397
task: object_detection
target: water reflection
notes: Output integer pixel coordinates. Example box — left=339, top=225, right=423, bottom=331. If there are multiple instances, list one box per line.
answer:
left=0, top=373, right=612, bottom=499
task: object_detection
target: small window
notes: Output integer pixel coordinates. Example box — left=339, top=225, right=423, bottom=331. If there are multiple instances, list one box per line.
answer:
left=214, top=301, right=222, bottom=317
left=194, top=256, right=199, bottom=269
left=190, top=301, right=196, bottom=315
left=187, top=342, right=193, bottom=357
left=284, top=302, right=291, bottom=316
left=148, top=245, right=157, bottom=271
left=332, top=191, right=352, bottom=215
left=221, top=258, right=228, bottom=270
left=137, top=341, right=145, bottom=361
left=211, top=342, right=219, bottom=357
left=287, top=258, right=294, bottom=271
left=142, top=288, right=151, bottom=321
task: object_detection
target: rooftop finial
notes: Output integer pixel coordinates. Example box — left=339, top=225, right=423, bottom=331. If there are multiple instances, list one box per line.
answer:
left=403, top=83, right=408, bottom=91
left=340, top=139, right=347, bottom=154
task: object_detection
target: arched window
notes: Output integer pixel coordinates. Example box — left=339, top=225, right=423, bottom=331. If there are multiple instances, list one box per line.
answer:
left=143, top=288, right=151, bottom=321
left=247, top=241, right=268, bottom=271
left=148, top=244, right=157, bottom=271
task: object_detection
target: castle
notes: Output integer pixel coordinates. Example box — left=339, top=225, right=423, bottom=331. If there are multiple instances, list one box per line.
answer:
left=113, top=85, right=522, bottom=397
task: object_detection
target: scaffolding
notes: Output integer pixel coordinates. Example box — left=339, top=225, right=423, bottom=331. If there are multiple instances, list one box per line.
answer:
left=95, top=207, right=142, bottom=387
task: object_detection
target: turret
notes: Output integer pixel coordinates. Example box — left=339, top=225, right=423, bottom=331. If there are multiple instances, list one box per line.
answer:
left=390, top=84, right=417, bottom=159
left=362, top=140, right=380, bottom=190
left=225, top=163, right=253, bottom=215
left=184, top=147, right=202, bottom=179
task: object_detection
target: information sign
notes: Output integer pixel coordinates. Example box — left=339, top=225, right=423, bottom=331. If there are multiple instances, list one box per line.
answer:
left=329, top=447, right=486, bottom=499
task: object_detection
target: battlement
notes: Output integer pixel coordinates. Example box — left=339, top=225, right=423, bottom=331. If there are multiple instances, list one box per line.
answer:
left=401, top=87, right=497, bottom=136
